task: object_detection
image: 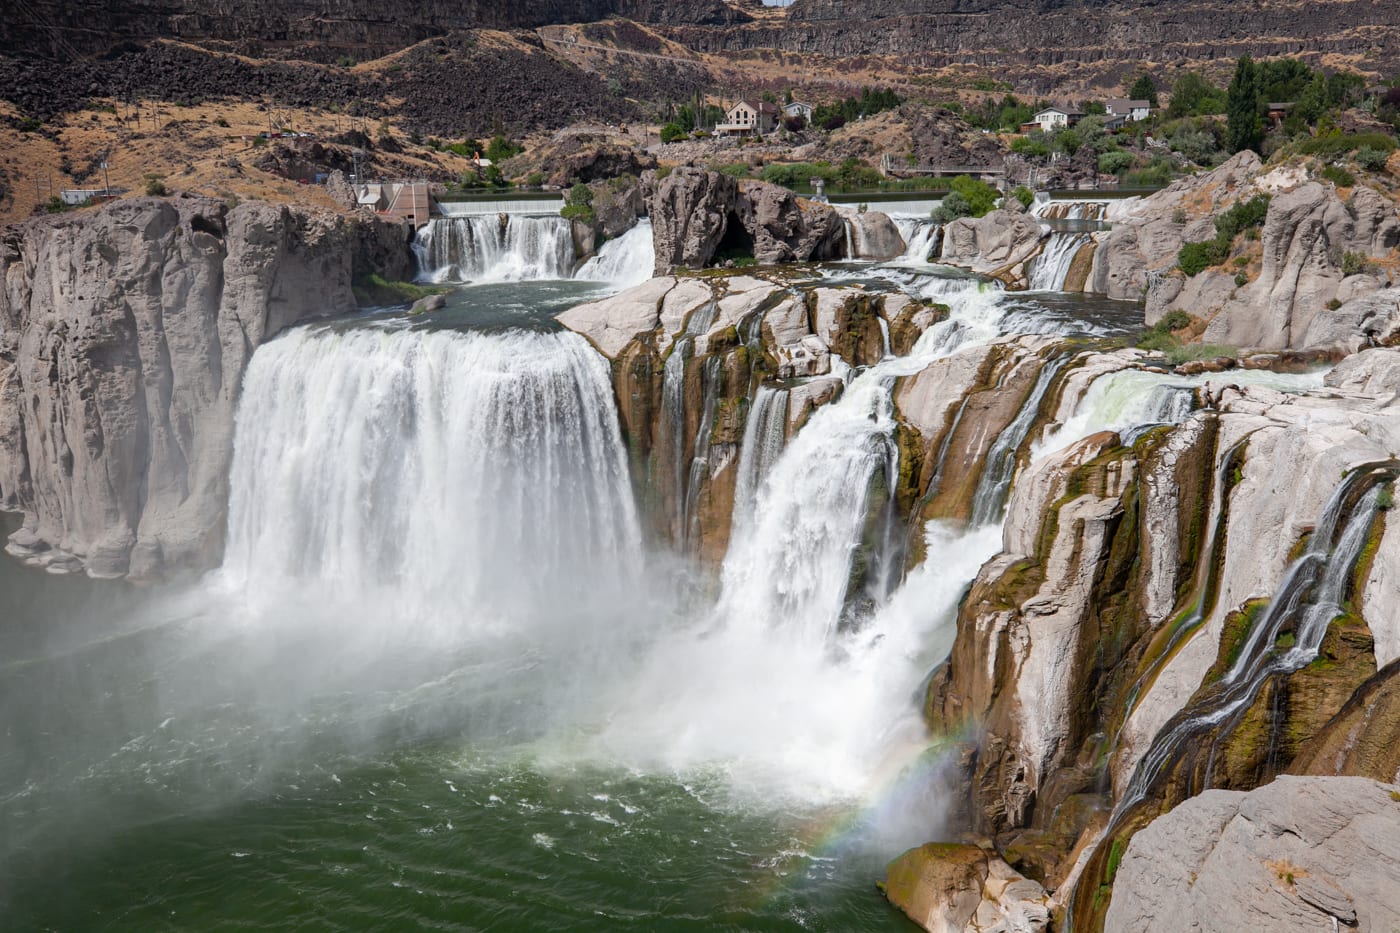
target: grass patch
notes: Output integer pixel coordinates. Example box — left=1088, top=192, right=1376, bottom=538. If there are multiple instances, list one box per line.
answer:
left=1166, top=343, right=1237, bottom=365
left=352, top=274, right=449, bottom=307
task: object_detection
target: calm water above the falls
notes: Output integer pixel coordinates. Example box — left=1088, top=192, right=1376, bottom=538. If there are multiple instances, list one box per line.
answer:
left=1, top=262, right=1156, bottom=931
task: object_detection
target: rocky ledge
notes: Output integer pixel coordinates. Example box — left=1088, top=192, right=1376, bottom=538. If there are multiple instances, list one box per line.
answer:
left=1107, top=776, right=1400, bottom=933
left=0, top=195, right=412, bottom=579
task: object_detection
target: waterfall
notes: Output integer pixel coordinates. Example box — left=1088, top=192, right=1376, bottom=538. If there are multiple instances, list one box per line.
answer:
left=1115, top=468, right=1392, bottom=815
left=412, top=215, right=575, bottom=283
left=576, top=220, right=656, bottom=289
left=969, top=354, right=1071, bottom=526
left=713, top=368, right=899, bottom=645
left=1027, top=232, right=1090, bottom=291
left=732, top=386, right=790, bottom=530
left=223, top=325, right=641, bottom=619
left=892, top=219, right=942, bottom=264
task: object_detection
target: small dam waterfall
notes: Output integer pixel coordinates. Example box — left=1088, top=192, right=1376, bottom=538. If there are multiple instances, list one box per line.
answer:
left=413, top=215, right=576, bottom=283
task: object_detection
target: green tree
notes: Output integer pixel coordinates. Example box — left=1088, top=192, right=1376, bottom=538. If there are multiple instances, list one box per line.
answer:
left=1227, top=55, right=1263, bottom=154
left=1129, top=72, right=1159, bottom=109
left=660, top=122, right=687, bottom=143
left=1167, top=71, right=1226, bottom=118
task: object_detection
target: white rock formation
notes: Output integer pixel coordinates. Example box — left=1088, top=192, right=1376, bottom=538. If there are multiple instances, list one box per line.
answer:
left=1106, top=776, right=1400, bottom=933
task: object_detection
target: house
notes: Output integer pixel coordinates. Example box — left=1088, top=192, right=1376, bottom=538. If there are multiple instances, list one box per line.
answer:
left=1103, top=114, right=1128, bottom=132
left=783, top=100, right=815, bottom=123
left=716, top=99, right=781, bottom=136
left=1032, top=107, right=1084, bottom=133
left=1267, top=102, right=1295, bottom=125
left=1105, top=99, right=1152, bottom=122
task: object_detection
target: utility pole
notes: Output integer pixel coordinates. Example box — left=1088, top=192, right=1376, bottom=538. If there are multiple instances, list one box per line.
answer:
left=102, top=157, right=110, bottom=196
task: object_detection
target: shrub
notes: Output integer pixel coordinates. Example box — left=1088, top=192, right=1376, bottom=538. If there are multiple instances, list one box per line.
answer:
left=1342, top=250, right=1376, bottom=277
left=524, top=171, right=545, bottom=188
left=1167, top=343, right=1237, bottom=365
left=929, top=191, right=971, bottom=224
left=948, top=175, right=1000, bottom=217
left=1178, top=238, right=1229, bottom=276
left=1320, top=164, right=1355, bottom=187
left=43, top=195, right=71, bottom=214
left=485, top=135, right=523, bottom=163
left=1296, top=133, right=1397, bottom=159
left=713, top=162, right=751, bottom=178
left=660, top=122, right=687, bottom=143
left=1136, top=329, right=1179, bottom=352
left=1158, top=309, right=1192, bottom=332
left=1179, top=194, right=1271, bottom=275
left=1235, top=272, right=1249, bottom=287
left=1012, top=185, right=1034, bottom=209
left=1356, top=146, right=1391, bottom=172
left=144, top=173, right=167, bottom=196
left=1326, top=298, right=1343, bottom=310
left=560, top=182, right=595, bottom=223
left=1010, top=136, right=1050, bottom=158
left=213, top=117, right=229, bottom=128
left=1214, top=195, right=1270, bottom=241
left=1097, top=150, right=1135, bottom=174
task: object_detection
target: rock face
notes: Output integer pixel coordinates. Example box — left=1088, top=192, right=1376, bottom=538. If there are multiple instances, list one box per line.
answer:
left=662, top=1, right=1400, bottom=80
left=1072, top=153, right=1400, bottom=349
left=842, top=209, right=905, bottom=261
left=645, top=168, right=843, bottom=274
left=0, top=195, right=411, bottom=579
left=1106, top=776, right=1400, bottom=933
left=2, top=0, right=748, bottom=58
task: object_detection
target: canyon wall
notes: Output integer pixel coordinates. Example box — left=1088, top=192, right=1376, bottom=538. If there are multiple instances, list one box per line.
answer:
left=0, top=0, right=747, bottom=59
left=0, top=195, right=411, bottom=579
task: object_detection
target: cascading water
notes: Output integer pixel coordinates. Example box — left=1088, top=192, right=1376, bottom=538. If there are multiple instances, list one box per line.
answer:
left=732, top=386, right=790, bottom=529
left=223, top=324, right=641, bottom=622
left=1027, top=232, right=1090, bottom=291
left=413, top=215, right=575, bottom=283
left=576, top=220, right=656, bottom=289
left=1114, top=467, right=1392, bottom=816
left=969, top=354, right=1071, bottom=526
left=892, top=219, right=942, bottom=264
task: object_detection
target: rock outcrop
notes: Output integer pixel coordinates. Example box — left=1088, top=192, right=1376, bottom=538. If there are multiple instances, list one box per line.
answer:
left=1105, top=776, right=1400, bottom=933
left=0, top=195, right=411, bottom=579
left=645, top=168, right=844, bottom=275
left=557, top=271, right=941, bottom=559
left=882, top=842, right=1050, bottom=933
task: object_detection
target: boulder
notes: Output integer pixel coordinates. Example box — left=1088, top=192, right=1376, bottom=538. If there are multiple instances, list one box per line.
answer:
left=842, top=209, right=906, bottom=260
left=882, top=843, right=1050, bottom=933
left=939, top=210, right=1045, bottom=280
left=1105, top=776, right=1400, bottom=933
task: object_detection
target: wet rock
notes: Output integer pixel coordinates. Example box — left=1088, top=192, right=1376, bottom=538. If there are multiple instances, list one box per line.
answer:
left=645, top=168, right=843, bottom=274
left=409, top=293, right=446, bottom=315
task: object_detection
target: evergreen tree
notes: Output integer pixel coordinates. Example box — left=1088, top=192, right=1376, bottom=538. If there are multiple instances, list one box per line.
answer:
left=1128, top=72, right=1159, bottom=108
left=1227, top=55, right=1262, bottom=154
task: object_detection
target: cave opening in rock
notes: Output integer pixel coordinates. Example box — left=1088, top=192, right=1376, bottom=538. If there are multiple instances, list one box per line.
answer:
left=715, top=211, right=754, bottom=264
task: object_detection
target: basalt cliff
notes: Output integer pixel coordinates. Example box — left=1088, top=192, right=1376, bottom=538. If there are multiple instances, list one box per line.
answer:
left=0, top=196, right=411, bottom=579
